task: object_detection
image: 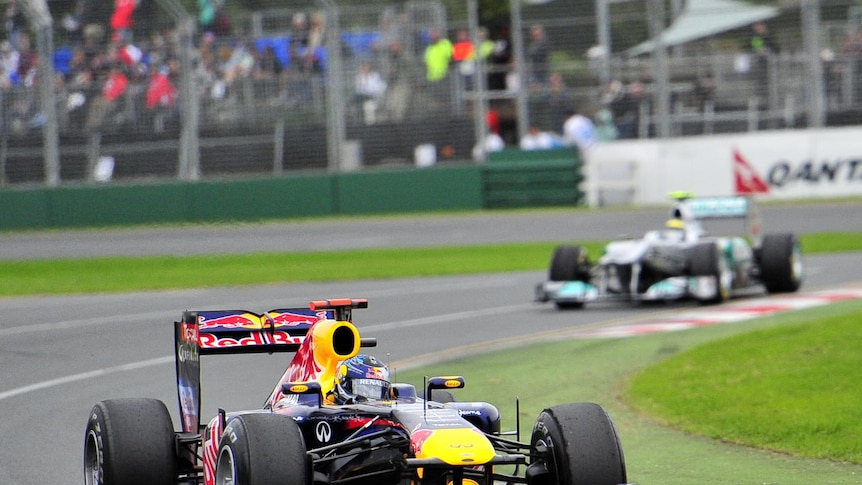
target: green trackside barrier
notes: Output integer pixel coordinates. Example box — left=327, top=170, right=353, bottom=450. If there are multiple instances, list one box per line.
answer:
left=188, top=174, right=335, bottom=222
left=0, top=158, right=580, bottom=230
left=334, top=164, right=483, bottom=215
left=483, top=147, right=585, bottom=208
left=0, top=165, right=484, bottom=230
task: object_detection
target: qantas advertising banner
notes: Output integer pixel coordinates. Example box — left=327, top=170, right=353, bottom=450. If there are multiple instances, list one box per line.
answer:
left=588, top=127, right=862, bottom=204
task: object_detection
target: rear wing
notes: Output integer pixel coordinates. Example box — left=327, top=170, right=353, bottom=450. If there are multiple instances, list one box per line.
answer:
left=174, top=299, right=371, bottom=433
left=671, top=194, right=761, bottom=245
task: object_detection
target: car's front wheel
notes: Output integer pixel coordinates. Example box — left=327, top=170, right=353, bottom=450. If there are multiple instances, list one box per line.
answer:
left=549, top=245, right=590, bottom=282
left=84, top=398, right=177, bottom=485
left=527, top=402, right=626, bottom=485
left=215, top=413, right=310, bottom=485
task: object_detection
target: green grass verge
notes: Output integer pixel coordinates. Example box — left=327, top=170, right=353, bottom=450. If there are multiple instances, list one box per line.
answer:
left=2, top=232, right=860, bottom=297
left=394, top=299, right=862, bottom=485
left=626, top=303, right=862, bottom=464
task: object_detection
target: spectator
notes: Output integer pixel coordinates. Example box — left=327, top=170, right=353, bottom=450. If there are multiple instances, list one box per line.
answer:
left=452, top=29, right=475, bottom=89
left=472, top=130, right=505, bottom=162
left=471, top=110, right=505, bottom=161
left=85, top=62, right=129, bottom=133
left=4, top=0, right=26, bottom=50
left=612, top=80, right=645, bottom=139
left=304, top=11, right=326, bottom=73
left=537, top=72, right=570, bottom=132
left=749, top=22, right=778, bottom=102
left=594, top=108, right=618, bottom=142
left=562, top=106, right=597, bottom=155
left=750, top=21, right=778, bottom=57
left=520, top=124, right=562, bottom=150
left=527, top=24, right=550, bottom=90
left=111, top=0, right=137, bottom=44
left=289, top=11, right=310, bottom=68
left=145, top=63, right=177, bottom=132
left=256, top=45, right=282, bottom=78
left=145, top=64, right=177, bottom=111
left=354, top=61, right=387, bottom=124
left=424, top=28, right=453, bottom=82
left=63, top=45, right=95, bottom=119
left=0, top=40, right=19, bottom=86
left=487, top=25, right=511, bottom=91
left=62, top=1, right=87, bottom=46
left=14, top=32, right=37, bottom=87
left=198, top=0, right=220, bottom=33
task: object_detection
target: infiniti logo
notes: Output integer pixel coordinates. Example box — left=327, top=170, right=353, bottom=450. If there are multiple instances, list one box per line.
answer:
left=315, top=421, right=332, bottom=443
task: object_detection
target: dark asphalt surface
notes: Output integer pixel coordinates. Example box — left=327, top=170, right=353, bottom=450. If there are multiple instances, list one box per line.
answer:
left=1, top=201, right=860, bottom=260
left=0, top=203, right=860, bottom=484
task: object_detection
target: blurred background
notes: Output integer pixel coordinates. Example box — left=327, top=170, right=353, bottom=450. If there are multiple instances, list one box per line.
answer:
left=2, top=0, right=859, bottom=186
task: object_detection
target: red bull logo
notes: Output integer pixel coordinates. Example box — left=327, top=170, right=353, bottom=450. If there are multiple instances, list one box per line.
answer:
left=366, top=367, right=387, bottom=380
left=198, top=331, right=304, bottom=349
left=198, top=312, right=261, bottom=330
left=267, top=311, right=325, bottom=328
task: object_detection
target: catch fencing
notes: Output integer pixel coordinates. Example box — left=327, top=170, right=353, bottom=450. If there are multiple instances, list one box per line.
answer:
left=1, top=0, right=859, bottom=188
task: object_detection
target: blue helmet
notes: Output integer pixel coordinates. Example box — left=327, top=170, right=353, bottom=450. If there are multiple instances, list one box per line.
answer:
left=334, top=354, right=391, bottom=404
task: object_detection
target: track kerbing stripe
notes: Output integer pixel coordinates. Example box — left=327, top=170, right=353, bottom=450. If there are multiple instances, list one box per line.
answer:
left=569, top=286, right=862, bottom=339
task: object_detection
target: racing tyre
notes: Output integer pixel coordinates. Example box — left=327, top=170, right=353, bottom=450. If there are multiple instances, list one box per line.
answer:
left=528, top=402, right=626, bottom=485
left=84, top=398, right=177, bottom=485
left=549, top=245, right=590, bottom=282
left=215, top=413, right=310, bottom=485
left=689, top=242, right=731, bottom=304
left=759, top=233, right=803, bottom=293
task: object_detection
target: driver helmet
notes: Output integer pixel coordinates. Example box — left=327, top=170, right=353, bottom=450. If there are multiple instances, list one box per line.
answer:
left=334, top=354, right=391, bottom=404
left=666, top=218, right=685, bottom=230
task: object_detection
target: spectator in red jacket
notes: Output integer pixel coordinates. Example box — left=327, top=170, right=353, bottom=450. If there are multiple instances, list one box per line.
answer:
left=146, top=65, right=177, bottom=110
left=85, top=63, right=129, bottom=133
left=111, top=0, right=137, bottom=43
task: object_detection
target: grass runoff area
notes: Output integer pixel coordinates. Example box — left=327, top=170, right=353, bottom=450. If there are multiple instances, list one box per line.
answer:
left=6, top=228, right=862, bottom=484
left=1, top=231, right=861, bottom=297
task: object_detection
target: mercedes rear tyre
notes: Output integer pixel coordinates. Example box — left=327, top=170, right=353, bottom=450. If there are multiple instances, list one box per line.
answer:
left=84, top=398, right=177, bottom=485
left=759, top=233, right=803, bottom=293
left=215, top=413, right=310, bottom=485
left=528, top=402, right=627, bottom=485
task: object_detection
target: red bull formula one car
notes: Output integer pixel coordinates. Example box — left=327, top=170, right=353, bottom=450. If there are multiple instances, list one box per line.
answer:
left=535, top=194, right=803, bottom=309
left=84, top=298, right=629, bottom=485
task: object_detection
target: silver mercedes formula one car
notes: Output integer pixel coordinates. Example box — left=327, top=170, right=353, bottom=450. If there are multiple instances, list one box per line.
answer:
left=536, top=194, right=803, bottom=309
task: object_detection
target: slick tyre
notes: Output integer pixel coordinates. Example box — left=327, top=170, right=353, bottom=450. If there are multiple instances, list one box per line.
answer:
left=759, top=233, right=803, bottom=293
left=84, top=398, right=177, bottom=485
left=689, top=242, right=731, bottom=304
left=549, top=245, right=590, bottom=282
left=529, top=403, right=626, bottom=485
left=215, top=413, right=310, bottom=485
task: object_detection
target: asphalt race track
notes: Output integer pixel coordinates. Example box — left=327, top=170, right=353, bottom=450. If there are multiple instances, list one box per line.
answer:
left=0, top=203, right=860, bottom=484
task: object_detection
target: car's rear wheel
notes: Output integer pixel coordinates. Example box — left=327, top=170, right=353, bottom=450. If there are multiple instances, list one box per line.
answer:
left=528, top=402, right=626, bottom=485
left=84, top=398, right=177, bottom=485
left=549, top=245, right=590, bottom=282
left=759, top=233, right=803, bottom=293
left=689, top=242, right=731, bottom=304
left=215, top=413, right=309, bottom=485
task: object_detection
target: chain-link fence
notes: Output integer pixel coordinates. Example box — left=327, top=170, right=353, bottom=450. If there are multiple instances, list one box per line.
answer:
left=1, top=0, right=859, bottom=187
